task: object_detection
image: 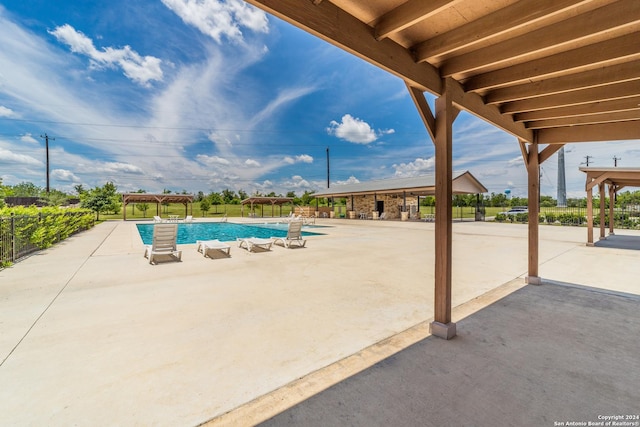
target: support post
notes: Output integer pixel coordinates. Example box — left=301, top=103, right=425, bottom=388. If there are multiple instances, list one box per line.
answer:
left=586, top=185, right=594, bottom=246
left=525, top=140, right=541, bottom=285
left=430, top=78, right=457, bottom=340
left=609, top=185, right=615, bottom=235
left=599, top=183, right=606, bottom=240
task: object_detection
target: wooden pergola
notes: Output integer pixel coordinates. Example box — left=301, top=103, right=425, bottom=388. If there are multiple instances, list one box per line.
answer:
left=121, top=193, right=194, bottom=220
left=243, top=0, right=640, bottom=339
left=581, top=167, right=640, bottom=245
left=240, top=197, right=294, bottom=217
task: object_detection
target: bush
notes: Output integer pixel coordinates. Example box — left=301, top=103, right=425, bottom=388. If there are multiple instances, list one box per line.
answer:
left=545, top=212, right=556, bottom=223
left=0, top=206, right=95, bottom=250
left=495, top=213, right=507, bottom=222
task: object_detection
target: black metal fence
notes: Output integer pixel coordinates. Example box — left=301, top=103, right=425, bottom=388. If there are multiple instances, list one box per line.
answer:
left=0, top=212, right=94, bottom=267
left=497, top=206, right=640, bottom=229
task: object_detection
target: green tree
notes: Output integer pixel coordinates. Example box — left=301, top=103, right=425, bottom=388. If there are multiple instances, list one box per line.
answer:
left=40, top=189, right=69, bottom=206
left=200, top=198, right=211, bottom=216
left=136, top=203, right=150, bottom=217
left=12, top=181, right=42, bottom=197
left=209, top=192, right=223, bottom=213
left=300, top=190, right=315, bottom=206
left=222, top=188, right=236, bottom=203
left=80, top=182, right=121, bottom=220
left=238, top=189, right=248, bottom=200
left=74, top=184, right=86, bottom=196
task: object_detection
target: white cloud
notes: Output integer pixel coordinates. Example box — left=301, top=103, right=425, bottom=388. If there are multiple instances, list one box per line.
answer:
left=21, top=133, right=38, bottom=144
left=196, top=154, right=231, bottom=165
left=0, top=148, right=42, bottom=166
left=327, top=114, right=393, bottom=145
left=76, top=161, right=144, bottom=175
left=295, top=154, right=313, bottom=163
left=284, top=154, right=313, bottom=164
left=245, top=159, right=260, bottom=167
left=51, top=169, right=80, bottom=182
left=49, top=24, right=163, bottom=86
left=334, top=176, right=360, bottom=186
left=393, top=157, right=435, bottom=177
left=0, top=106, right=15, bottom=117
left=161, top=0, right=269, bottom=43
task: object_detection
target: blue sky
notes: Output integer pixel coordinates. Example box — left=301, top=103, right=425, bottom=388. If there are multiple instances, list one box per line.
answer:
left=0, top=0, right=638, bottom=198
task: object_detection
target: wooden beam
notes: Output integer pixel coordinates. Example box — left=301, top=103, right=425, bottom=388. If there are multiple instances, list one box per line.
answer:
left=525, top=110, right=640, bottom=129
left=526, top=142, right=541, bottom=284
left=244, top=0, right=442, bottom=94
left=537, top=121, right=640, bottom=143
left=518, top=139, right=529, bottom=168
left=486, top=62, right=640, bottom=104
left=374, top=0, right=457, bottom=41
left=447, top=79, right=533, bottom=142
left=440, top=0, right=640, bottom=77
left=465, top=32, right=640, bottom=91
left=406, top=83, right=436, bottom=144
left=501, top=80, right=640, bottom=113
left=413, top=0, right=591, bottom=61
left=539, top=144, right=564, bottom=165
left=585, top=172, right=610, bottom=192
left=431, top=78, right=456, bottom=339
left=514, top=96, right=640, bottom=122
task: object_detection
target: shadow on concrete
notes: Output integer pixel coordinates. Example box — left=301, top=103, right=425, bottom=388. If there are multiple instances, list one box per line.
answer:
left=260, top=283, right=640, bottom=427
left=595, top=234, right=640, bottom=251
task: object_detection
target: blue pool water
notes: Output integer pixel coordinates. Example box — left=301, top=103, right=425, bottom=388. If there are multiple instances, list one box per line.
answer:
left=136, top=222, right=324, bottom=245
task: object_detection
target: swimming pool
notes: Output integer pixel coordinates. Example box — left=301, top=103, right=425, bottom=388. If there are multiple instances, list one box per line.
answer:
left=136, top=222, right=324, bottom=245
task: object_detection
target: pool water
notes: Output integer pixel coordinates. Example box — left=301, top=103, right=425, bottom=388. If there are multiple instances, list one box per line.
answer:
left=136, top=222, right=324, bottom=245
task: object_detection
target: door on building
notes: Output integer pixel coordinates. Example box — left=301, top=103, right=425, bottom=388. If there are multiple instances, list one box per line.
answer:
left=376, top=200, right=384, bottom=213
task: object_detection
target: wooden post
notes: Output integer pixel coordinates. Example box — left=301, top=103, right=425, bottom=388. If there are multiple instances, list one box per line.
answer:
left=586, top=185, right=594, bottom=246
left=609, top=185, right=615, bottom=235
left=526, top=141, right=541, bottom=285
left=599, top=183, right=606, bottom=240
left=430, top=78, right=457, bottom=340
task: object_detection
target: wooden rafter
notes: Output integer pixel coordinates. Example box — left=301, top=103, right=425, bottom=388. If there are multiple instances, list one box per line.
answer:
left=374, top=0, right=457, bottom=41
left=412, top=0, right=592, bottom=62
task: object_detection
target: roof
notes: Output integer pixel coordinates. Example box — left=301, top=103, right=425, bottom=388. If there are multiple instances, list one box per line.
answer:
left=240, top=197, right=294, bottom=205
left=121, top=193, right=194, bottom=204
left=580, top=167, right=640, bottom=191
left=245, top=0, right=640, bottom=145
left=314, top=171, right=487, bottom=197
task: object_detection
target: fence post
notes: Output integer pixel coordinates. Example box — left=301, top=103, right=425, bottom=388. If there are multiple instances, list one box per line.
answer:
left=11, top=213, right=15, bottom=263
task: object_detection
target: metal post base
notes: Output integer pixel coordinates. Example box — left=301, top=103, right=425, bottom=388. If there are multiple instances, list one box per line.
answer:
left=430, top=321, right=457, bottom=340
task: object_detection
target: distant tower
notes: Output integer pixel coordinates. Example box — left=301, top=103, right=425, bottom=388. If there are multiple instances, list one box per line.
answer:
left=557, top=147, right=567, bottom=207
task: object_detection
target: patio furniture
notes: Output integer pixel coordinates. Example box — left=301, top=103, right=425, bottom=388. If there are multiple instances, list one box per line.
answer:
left=237, top=237, right=273, bottom=252
left=184, top=215, right=193, bottom=223
left=153, top=216, right=163, bottom=223
left=196, top=239, right=231, bottom=258
left=272, top=220, right=307, bottom=248
left=144, top=223, right=182, bottom=264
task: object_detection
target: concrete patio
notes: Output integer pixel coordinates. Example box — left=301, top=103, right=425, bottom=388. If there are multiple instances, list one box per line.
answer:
left=0, top=219, right=638, bottom=426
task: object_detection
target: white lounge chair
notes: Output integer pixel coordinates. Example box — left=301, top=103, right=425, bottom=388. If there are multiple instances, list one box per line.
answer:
left=153, top=215, right=163, bottom=223
left=144, top=223, right=182, bottom=264
left=378, top=212, right=386, bottom=220
left=184, top=215, right=193, bottom=223
left=272, top=220, right=307, bottom=248
left=196, top=239, right=231, bottom=258
left=237, top=237, right=273, bottom=252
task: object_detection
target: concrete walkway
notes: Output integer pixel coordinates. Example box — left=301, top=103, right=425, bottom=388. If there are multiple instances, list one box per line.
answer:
left=0, top=219, right=638, bottom=426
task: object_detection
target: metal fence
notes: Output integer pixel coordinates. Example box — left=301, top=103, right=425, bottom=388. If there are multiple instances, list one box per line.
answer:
left=0, top=215, right=40, bottom=265
left=0, top=212, right=94, bottom=266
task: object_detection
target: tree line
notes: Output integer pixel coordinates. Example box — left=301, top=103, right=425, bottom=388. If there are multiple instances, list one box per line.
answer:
left=4, top=179, right=640, bottom=219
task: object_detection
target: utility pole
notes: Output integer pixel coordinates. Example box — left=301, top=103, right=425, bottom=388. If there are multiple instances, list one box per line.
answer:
left=40, top=133, right=55, bottom=193
left=583, top=155, right=593, bottom=167
left=326, top=147, right=330, bottom=188
left=613, top=156, right=621, bottom=167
